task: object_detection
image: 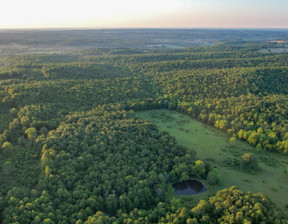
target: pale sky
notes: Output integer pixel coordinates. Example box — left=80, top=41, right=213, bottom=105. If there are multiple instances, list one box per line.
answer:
left=1, top=0, right=288, bottom=29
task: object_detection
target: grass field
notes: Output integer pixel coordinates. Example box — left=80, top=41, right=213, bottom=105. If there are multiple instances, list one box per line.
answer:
left=136, top=109, right=288, bottom=212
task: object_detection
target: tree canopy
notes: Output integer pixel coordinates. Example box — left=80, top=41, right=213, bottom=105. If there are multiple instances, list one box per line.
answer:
left=0, top=42, right=287, bottom=223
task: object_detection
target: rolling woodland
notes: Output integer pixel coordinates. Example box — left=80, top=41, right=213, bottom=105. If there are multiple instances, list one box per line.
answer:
left=0, top=38, right=287, bottom=223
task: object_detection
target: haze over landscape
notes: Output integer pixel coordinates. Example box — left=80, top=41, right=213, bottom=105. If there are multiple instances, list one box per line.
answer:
left=1, top=0, right=288, bottom=29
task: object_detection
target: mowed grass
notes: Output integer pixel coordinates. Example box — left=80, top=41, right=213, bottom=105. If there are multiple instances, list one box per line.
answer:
left=136, top=109, right=288, bottom=212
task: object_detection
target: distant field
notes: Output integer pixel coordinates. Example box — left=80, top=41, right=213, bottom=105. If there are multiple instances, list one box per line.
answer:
left=137, top=109, right=288, bottom=212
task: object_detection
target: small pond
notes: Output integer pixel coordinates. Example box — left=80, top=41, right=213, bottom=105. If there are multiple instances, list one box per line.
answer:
left=173, top=179, right=207, bottom=196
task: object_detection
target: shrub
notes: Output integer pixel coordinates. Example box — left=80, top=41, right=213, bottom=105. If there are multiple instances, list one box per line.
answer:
left=207, top=168, right=221, bottom=185
left=240, top=153, right=258, bottom=171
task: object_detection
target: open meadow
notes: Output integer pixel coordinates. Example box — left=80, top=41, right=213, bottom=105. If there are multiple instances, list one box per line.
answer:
left=137, top=109, right=288, bottom=212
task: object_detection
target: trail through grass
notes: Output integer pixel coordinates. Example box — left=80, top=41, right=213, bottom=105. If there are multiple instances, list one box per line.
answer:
left=137, top=109, right=288, bottom=212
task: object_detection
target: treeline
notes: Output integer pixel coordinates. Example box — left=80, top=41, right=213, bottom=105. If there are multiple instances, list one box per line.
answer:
left=83, top=50, right=266, bottom=64
left=121, top=55, right=288, bottom=73
left=85, top=186, right=286, bottom=224
left=41, top=63, right=136, bottom=79
left=0, top=77, right=160, bottom=110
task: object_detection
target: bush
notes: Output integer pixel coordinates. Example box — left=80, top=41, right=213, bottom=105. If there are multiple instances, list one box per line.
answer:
left=240, top=153, right=258, bottom=171
left=222, top=157, right=239, bottom=167
left=207, top=168, right=221, bottom=185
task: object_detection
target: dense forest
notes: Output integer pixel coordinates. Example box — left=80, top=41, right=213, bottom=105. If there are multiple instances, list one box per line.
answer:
left=0, top=32, right=288, bottom=223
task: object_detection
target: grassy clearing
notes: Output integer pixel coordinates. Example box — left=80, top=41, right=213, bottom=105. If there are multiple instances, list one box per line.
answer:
left=137, top=109, right=288, bottom=212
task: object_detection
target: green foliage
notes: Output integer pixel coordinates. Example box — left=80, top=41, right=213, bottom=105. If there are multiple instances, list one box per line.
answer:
left=121, top=54, right=288, bottom=153
left=1, top=106, right=207, bottom=223
left=0, top=41, right=287, bottom=223
left=42, top=63, right=135, bottom=79
left=0, top=77, right=160, bottom=111
left=207, top=168, right=221, bottom=185
left=24, top=127, right=37, bottom=140
left=170, top=197, right=181, bottom=208
left=2, top=161, right=15, bottom=175
left=223, top=153, right=259, bottom=172
left=2, top=141, right=13, bottom=154
left=240, top=153, right=258, bottom=171
left=0, top=196, right=3, bottom=211
left=103, top=187, right=287, bottom=223
left=193, top=160, right=206, bottom=179
left=9, top=108, right=17, bottom=117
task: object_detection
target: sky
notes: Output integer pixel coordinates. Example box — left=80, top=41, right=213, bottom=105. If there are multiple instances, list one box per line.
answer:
left=1, top=0, right=288, bottom=29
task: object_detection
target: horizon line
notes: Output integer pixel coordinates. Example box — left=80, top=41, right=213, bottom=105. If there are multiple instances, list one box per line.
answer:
left=1, top=27, right=288, bottom=31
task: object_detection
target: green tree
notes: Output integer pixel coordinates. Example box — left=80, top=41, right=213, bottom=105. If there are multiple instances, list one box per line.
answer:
left=2, top=141, right=13, bottom=154
left=106, top=194, right=118, bottom=215
left=3, top=161, right=15, bottom=175
left=240, top=153, right=258, bottom=171
left=25, top=127, right=37, bottom=140
left=207, top=168, right=221, bottom=185
left=193, top=160, right=206, bottom=178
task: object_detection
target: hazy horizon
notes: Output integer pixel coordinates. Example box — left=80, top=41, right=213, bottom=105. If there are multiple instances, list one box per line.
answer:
left=1, top=0, right=288, bottom=29
left=1, top=28, right=288, bottom=31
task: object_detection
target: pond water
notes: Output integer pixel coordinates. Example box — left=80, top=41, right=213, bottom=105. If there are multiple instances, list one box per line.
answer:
left=173, top=179, right=207, bottom=196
